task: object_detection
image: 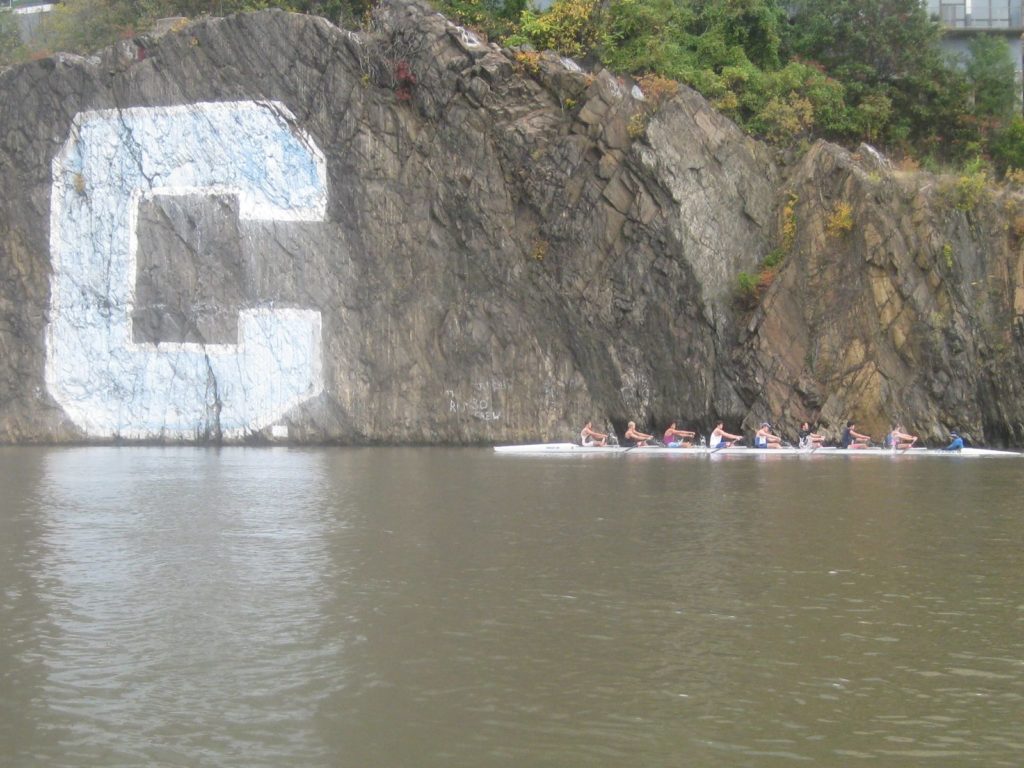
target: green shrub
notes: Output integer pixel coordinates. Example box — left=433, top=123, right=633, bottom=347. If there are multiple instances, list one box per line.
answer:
left=736, top=270, right=758, bottom=297
left=0, top=10, right=24, bottom=66
left=519, top=0, right=599, bottom=58
left=966, top=34, right=1017, bottom=122
left=990, top=118, right=1024, bottom=178
left=627, top=111, right=648, bottom=138
left=780, top=192, right=798, bottom=251
left=825, top=201, right=854, bottom=237
left=748, top=93, right=814, bottom=141
left=847, top=93, right=892, bottom=143
left=953, top=157, right=990, bottom=212
left=32, top=0, right=139, bottom=56
left=762, top=247, right=785, bottom=269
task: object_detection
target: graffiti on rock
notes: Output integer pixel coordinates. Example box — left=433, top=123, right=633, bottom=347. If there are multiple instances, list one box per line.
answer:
left=46, top=101, right=327, bottom=439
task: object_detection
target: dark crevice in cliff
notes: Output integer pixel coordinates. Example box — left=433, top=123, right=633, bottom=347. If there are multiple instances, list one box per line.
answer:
left=203, top=351, right=223, bottom=443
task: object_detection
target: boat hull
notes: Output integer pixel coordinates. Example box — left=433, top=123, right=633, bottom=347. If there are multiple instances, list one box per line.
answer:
left=493, top=443, right=1021, bottom=458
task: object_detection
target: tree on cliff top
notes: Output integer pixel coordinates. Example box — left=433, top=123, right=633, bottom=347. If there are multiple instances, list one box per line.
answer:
left=0, top=11, right=25, bottom=68
left=33, top=0, right=139, bottom=54
left=964, top=35, right=1018, bottom=123
left=784, top=0, right=971, bottom=152
left=13, top=0, right=1011, bottom=166
left=595, top=0, right=852, bottom=142
left=506, top=0, right=979, bottom=157
left=597, top=0, right=785, bottom=76
left=31, top=0, right=374, bottom=53
left=785, top=0, right=942, bottom=84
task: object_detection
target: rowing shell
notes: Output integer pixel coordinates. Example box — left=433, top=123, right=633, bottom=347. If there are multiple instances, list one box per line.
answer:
left=493, top=443, right=1022, bottom=457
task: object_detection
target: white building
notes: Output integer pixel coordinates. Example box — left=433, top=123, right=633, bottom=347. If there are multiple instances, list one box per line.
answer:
left=4, top=0, right=55, bottom=43
left=928, top=0, right=1024, bottom=94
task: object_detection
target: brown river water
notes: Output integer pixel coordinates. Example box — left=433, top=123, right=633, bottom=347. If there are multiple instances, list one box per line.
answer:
left=1, top=446, right=1022, bottom=767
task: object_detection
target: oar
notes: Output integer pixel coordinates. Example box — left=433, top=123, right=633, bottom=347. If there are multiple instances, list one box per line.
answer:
left=621, top=435, right=652, bottom=453
left=630, top=438, right=658, bottom=451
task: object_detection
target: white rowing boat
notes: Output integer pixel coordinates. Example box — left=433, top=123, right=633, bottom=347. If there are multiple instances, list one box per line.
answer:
left=493, top=443, right=1022, bottom=458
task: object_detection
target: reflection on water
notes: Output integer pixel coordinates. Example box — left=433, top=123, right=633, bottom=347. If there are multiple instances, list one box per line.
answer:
left=2, top=448, right=341, bottom=767
left=0, top=447, right=1022, bottom=767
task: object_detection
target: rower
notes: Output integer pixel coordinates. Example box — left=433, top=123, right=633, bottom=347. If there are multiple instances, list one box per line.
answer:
left=754, top=422, right=783, bottom=449
left=580, top=421, right=607, bottom=447
left=624, top=421, right=653, bottom=447
left=798, top=421, right=825, bottom=448
left=890, top=424, right=919, bottom=450
left=709, top=421, right=743, bottom=449
left=663, top=421, right=696, bottom=448
left=840, top=420, right=871, bottom=449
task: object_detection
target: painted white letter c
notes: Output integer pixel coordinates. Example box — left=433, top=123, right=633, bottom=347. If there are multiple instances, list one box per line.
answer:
left=46, top=101, right=327, bottom=439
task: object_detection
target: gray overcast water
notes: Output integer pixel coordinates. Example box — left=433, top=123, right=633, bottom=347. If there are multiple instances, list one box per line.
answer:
left=1, top=446, right=1022, bottom=767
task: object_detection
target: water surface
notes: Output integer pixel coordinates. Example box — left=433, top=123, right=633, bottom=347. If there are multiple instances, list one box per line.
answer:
left=1, top=447, right=1022, bottom=766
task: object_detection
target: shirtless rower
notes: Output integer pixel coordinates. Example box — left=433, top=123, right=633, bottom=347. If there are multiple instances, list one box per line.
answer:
left=580, top=421, right=607, bottom=447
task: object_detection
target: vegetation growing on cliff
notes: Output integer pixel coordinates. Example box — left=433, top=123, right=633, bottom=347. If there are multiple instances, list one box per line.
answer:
left=5, top=0, right=1024, bottom=172
left=0, top=9, right=25, bottom=66
left=474, top=0, right=1024, bottom=173
left=5, top=0, right=377, bottom=65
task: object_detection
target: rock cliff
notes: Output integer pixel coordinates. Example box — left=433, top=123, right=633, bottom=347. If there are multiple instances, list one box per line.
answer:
left=1, top=0, right=1022, bottom=445
left=740, top=142, right=1024, bottom=446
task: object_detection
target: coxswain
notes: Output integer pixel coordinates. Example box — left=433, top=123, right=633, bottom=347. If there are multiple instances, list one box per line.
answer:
left=941, top=430, right=965, bottom=451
